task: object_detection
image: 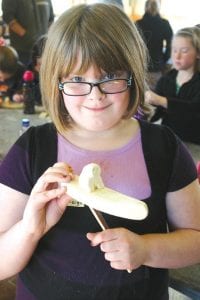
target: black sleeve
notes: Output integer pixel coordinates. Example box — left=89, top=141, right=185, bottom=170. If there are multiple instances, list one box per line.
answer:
left=150, top=76, right=168, bottom=122
left=0, top=123, right=57, bottom=194
left=156, top=73, right=200, bottom=113
left=168, top=137, right=197, bottom=192
left=0, top=127, right=34, bottom=194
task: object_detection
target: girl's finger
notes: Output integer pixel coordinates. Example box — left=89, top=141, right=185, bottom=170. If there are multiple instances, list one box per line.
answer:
left=32, top=171, right=72, bottom=194
left=29, top=162, right=74, bottom=203
left=30, top=186, right=67, bottom=208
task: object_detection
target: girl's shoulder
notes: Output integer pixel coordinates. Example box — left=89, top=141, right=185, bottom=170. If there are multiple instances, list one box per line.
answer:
left=139, top=119, right=178, bottom=162
left=164, top=68, right=178, bottom=78
left=138, top=120, right=197, bottom=190
left=192, top=71, right=200, bottom=81
left=20, top=122, right=56, bottom=141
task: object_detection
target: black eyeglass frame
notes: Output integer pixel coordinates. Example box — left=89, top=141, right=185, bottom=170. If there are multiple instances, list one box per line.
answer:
left=58, top=77, right=133, bottom=96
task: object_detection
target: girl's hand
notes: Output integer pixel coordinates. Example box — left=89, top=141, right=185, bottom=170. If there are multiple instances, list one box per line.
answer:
left=145, top=90, right=168, bottom=108
left=22, top=162, right=73, bottom=240
left=87, top=228, right=147, bottom=271
left=12, top=93, right=24, bottom=103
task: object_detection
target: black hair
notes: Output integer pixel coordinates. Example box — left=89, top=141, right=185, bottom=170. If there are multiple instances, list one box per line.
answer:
left=31, top=35, right=47, bottom=67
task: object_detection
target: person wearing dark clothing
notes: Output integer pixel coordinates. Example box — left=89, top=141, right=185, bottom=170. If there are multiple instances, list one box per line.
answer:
left=1, top=0, right=54, bottom=65
left=27, top=35, right=47, bottom=105
left=145, top=26, right=200, bottom=145
left=136, top=0, right=173, bottom=89
left=149, top=69, right=200, bottom=144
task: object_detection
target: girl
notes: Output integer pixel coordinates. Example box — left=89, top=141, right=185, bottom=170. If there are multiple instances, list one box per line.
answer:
left=0, top=4, right=200, bottom=300
left=145, top=26, right=200, bottom=144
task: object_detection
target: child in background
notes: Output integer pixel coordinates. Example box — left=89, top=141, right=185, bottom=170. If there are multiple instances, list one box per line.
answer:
left=145, top=26, right=200, bottom=144
left=0, top=45, right=25, bottom=105
left=27, top=35, right=47, bottom=106
left=13, top=36, right=47, bottom=110
left=0, top=4, right=200, bottom=300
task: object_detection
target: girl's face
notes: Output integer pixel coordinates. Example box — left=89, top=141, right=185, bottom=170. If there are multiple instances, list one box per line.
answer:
left=171, top=36, right=199, bottom=71
left=60, top=61, right=131, bottom=132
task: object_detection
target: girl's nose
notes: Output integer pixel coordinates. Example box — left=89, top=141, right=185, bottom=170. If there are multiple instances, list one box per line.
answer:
left=88, top=85, right=105, bottom=101
left=174, top=51, right=181, bottom=58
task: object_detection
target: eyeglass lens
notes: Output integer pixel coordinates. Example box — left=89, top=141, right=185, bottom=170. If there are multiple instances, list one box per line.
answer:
left=61, top=79, right=130, bottom=96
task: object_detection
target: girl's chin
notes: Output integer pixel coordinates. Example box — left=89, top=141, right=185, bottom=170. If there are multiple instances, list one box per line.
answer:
left=174, top=64, right=182, bottom=70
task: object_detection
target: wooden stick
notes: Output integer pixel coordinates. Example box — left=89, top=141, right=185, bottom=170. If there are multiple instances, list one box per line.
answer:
left=89, top=207, right=109, bottom=230
left=89, top=207, right=132, bottom=273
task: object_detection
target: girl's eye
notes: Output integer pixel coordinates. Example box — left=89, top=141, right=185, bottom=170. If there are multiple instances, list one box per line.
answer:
left=103, top=73, right=116, bottom=80
left=181, top=48, right=189, bottom=54
left=72, top=76, right=83, bottom=82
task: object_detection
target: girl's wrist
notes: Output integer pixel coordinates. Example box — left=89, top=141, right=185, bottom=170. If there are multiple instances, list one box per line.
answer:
left=20, top=219, right=43, bottom=242
left=160, top=97, right=168, bottom=108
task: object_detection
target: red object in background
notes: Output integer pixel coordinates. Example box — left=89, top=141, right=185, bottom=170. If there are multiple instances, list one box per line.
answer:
left=23, top=70, right=34, bottom=82
left=23, top=70, right=35, bottom=114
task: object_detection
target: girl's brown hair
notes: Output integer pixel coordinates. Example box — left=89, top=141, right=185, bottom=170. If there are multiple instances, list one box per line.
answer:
left=40, top=3, right=149, bottom=134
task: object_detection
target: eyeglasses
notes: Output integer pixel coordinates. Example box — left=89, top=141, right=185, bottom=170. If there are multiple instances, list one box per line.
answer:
left=58, top=77, right=132, bottom=96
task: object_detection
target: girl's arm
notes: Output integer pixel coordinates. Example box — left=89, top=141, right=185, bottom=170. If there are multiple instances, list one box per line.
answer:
left=145, top=90, right=168, bottom=108
left=142, top=179, right=200, bottom=268
left=0, top=185, right=38, bottom=280
left=146, top=72, right=200, bottom=113
left=0, top=163, right=72, bottom=280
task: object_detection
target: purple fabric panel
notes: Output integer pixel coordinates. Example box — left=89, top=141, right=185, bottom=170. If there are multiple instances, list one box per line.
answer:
left=15, top=277, right=36, bottom=300
left=57, top=131, right=152, bottom=200
left=0, top=143, right=32, bottom=194
left=168, top=139, right=197, bottom=192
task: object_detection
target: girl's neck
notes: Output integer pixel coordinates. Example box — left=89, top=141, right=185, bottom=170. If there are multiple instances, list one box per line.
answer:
left=176, top=68, right=195, bottom=86
left=63, top=118, right=139, bottom=151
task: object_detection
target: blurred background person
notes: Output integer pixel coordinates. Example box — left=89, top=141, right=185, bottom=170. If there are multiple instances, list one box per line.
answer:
left=145, top=26, right=200, bottom=145
left=1, top=0, right=54, bottom=66
left=0, top=45, right=25, bottom=105
left=13, top=34, right=47, bottom=108
left=27, top=34, right=47, bottom=106
left=136, top=0, right=173, bottom=90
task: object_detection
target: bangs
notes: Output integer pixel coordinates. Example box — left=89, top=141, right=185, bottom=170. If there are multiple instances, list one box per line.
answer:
left=60, top=39, right=129, bottom=78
